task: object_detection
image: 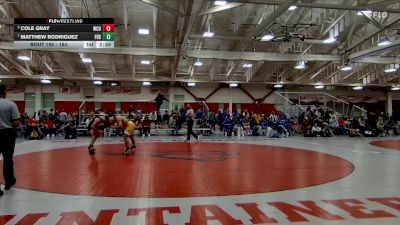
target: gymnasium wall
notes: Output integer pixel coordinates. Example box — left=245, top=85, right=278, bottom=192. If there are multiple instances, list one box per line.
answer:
left=4, top=83, right=400, bottom=115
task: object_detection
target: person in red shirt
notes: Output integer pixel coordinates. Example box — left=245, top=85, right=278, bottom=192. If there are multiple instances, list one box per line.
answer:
left=44, top=119, right=57, bottom=137
left=141, top=115, right=151, bottom=136
left=338, top=117, right=348, bottom=135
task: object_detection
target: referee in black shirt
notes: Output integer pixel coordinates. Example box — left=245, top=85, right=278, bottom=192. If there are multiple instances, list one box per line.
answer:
left=0, top=85, right=20, bottom=196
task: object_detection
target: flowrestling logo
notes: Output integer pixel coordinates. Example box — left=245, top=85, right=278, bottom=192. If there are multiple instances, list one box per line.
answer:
left=359, top=10, right=388, bottom=19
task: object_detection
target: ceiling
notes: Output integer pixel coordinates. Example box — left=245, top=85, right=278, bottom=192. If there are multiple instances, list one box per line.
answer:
left=0, top=0, right=399, bottom=87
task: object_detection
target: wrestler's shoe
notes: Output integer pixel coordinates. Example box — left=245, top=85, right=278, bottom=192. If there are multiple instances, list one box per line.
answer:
left=123, top=146, right=136, bottom=155
left=88, top=146, right=96, bottom=155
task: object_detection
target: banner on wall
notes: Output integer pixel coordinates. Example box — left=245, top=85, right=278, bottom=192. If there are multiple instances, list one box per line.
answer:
left=6, top=86, right=25, bottom=93
left=299, top=95, right=323, bottom=104
left=150, top=87, right=168, bottom=95
left=122, top=87, right=141, bottom=95
left=102, top=87, right=121, bottom=94
left=59, top=86, right=80, bottom=94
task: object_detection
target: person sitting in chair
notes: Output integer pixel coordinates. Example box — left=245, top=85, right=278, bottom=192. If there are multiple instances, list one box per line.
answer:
left=25, top=117, right=42, bottom=140
left=349, top=117, right=361, bottom=137
left=64, top=119, right=77, bottom=139
left=169, top=113, right=180, bottom=136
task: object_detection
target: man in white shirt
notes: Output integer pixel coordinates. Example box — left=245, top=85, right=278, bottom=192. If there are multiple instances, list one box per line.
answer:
left=0, top=85, right=20, bottom=196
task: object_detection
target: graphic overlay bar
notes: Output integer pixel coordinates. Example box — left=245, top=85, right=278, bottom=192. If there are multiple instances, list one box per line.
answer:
left=15, top=32, right=103, bottom=41
left=13, top=41, right=114, bottom=49
left=14, top=18, right=114, bottom=49
left=14, top=18, right=114, bottom=24
left=15, top=25, right=107, bottom=32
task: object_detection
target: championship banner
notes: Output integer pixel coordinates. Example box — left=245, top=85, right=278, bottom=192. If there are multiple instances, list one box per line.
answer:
left=299, top=95, right=323, bottom=104
left=6, top=86, right=25, bottom=93
left=122, top=87, right=141, bottom=95
left=150, top=87, right=168, bottom=95
left=69, top=86, right=80, bottom=94
left=59, top=86, right=80, bottom=94
left=102, top=86, right=121, bottom=94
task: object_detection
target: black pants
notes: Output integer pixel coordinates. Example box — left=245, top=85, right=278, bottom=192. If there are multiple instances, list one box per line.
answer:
left=64, top=126, right=77, bottom=138
left=143, top=126, right=150, bottom=135
left=0, top=129, right=16, bottom=185
left=156, top=103, right=162, bottom=112
left=187, top=118, right=198, bottom=140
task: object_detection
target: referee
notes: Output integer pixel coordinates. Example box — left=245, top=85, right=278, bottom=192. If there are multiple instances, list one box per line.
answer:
left=185, top=104, right=198, bottom=141
left=0, top=85, right=20, bottom=196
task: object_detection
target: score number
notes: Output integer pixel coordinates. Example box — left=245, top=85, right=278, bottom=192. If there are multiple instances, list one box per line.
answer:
left=103, top=24, right=114, bottom=32
left=102, top=24, right=114, bottom=41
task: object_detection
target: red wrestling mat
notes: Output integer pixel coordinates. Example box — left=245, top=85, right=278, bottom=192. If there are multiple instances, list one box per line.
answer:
left=0, top=142, right=353, bottom=198
left=370, top=140, right=400, bottom=151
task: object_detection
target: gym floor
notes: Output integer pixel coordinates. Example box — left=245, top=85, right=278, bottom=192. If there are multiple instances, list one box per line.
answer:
left=1, top=134, right=400, bottom=225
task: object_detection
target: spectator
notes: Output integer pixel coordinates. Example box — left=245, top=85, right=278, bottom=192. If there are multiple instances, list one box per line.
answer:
left=162, top=111, right=170, bottom=125
left=208, top=110, right=217, bottom=131
left=59, top=109, right=68, bottom=125
left=142, top=115, right=151, bottom=136
left=349, top=117, right=361, bottom=137
left=169, top=113, right=180, bottom=135
left=385, top=116, right=398, bottom=135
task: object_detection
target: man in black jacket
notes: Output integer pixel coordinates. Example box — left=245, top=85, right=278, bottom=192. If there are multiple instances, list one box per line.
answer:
left=154, top=91, right=169, bottom=112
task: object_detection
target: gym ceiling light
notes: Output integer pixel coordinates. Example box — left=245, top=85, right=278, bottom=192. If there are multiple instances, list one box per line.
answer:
left=214, top=1, right=227, bottom=6
left=194, top=60, right=203, bottom=66
left=391, top=86, right=400, bottom=91
left=41, top=79, right=51, bottom=84
left=377, top=37, right=392, bottom=46
left=138, top=28, right=150, bottom=35
left=294, top=61, right=306, bottom=69
left=202, top=31, right=215, bottom=37
left=141, top=60, right=151, bottom=65
left=260, top=34, right=274, bottom=41
left=323, top=29, right=336, bottom=44
left=340, top=63, right=352, bottom=71
left=17, top=55, right=31, bottom=61
left=229, top=83, right=238, bottom=87
left=79, top=53, right=92, bottom=63
left=314, top=83, right=325, bottom=89
left=81, top=58, right=92, bottom=63
left=243, top=63, right=253, bottom=68
left=384, top=64, right=398, bottom=73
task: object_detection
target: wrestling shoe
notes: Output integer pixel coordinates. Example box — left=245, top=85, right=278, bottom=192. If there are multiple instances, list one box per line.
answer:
left=123, top=149, right=133, bottom=155
left=88, top=146, right=96, bottom=155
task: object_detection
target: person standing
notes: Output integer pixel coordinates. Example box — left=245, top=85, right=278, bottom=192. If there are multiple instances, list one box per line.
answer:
left=154, top=91, right=169, bottom=112
left=0, top=85, right=20, bottom=196
left=185, top=104, right=198, bottom=141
